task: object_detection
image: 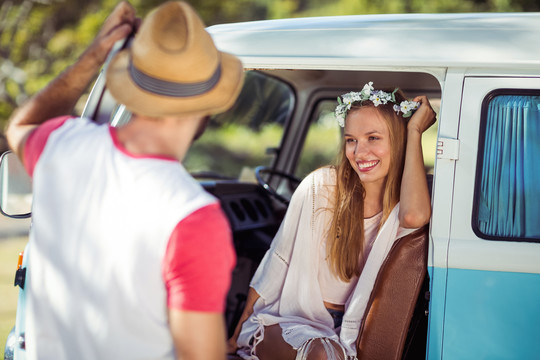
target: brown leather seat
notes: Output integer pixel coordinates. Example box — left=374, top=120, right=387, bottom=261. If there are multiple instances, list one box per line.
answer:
left=228, top=225, right=429, bottom=360
left=356, top=225, right=429, bottom=360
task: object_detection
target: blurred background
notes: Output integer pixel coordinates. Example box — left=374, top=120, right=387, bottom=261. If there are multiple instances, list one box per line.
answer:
left=1, top=0, right=540, bottom=355
left=2, top=0, right=540, bottom=139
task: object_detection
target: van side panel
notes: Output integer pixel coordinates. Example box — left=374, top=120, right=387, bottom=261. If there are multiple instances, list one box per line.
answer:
left=426, top=266, right=447, bottom=360
left=443, top=268, right=540, bottom=358
left=443, top=76, right=540, bottom=359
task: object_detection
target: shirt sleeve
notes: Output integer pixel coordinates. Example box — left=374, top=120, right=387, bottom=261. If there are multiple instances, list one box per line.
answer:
left=249, top=170, right=315, bottom=300
left=396, top=226, right=418, bottom=239
left=162, top=202, right=236, bottom=312
left=23, top=116, right=71, bottom=177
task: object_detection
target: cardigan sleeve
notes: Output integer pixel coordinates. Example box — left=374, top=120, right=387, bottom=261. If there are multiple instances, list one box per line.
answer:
left=249, top=170, right=314, bottom=302
left=238, top=168, right=341, bottom=355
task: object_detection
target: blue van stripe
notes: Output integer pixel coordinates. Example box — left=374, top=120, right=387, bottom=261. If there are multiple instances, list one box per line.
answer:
left=428, top=266, right=540, bottom=359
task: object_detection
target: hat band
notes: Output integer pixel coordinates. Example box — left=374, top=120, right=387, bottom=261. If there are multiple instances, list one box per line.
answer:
left=128, top=60, right=222, bottom=97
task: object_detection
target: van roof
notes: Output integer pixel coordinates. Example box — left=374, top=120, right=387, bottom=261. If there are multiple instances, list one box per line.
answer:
left=208, top=13, right=540, bottom=71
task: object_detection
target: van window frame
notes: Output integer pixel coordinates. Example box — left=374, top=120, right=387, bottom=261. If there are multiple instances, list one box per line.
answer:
left=472, top=88, right=540, bottom=243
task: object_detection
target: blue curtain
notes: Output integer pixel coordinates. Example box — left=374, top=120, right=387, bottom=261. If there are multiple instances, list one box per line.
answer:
left=478, top=95, right=540, bottom=239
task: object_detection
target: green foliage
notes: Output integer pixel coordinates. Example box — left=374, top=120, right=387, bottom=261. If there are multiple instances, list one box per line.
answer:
left=295, top=121, right=342, bottom=179
left=1, top=0, right=537, bottom=128
left=293, top=0, right=534, bottom=16
left=184, top=123, right=282, bottom=176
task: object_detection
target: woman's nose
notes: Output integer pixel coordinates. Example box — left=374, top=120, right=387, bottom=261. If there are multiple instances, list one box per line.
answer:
left=355, top=141, right=368, bottom=156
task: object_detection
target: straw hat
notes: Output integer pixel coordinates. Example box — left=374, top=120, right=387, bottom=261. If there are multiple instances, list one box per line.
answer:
left=106, top=1, right=244, bottom=117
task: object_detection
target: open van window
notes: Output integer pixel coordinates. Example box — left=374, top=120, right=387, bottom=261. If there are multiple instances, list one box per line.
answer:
left=187, top=70, right=294, bottom=180
left=295, top=99, right=341, bottom=179
left=108, top=70, right=295, bottom=181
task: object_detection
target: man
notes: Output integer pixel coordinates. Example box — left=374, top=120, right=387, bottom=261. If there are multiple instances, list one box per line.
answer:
left=6, top=2, right=243, bottom=359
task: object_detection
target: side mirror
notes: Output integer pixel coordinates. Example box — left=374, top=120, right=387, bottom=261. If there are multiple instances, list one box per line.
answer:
left=0, top=151, right=32, bottom=218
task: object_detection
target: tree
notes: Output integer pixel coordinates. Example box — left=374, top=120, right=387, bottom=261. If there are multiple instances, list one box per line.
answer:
left=1, top=0, right=538, bottom=134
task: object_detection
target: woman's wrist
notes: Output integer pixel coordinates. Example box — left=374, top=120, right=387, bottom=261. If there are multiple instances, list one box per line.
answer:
left=407, top=126, right=423, bottom=139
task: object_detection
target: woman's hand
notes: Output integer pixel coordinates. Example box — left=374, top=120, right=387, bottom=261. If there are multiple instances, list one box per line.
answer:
left=408, top=95, right=436, bottom=134
left=226, top=287, right=261, bottom=355
left=227, top=336, right=239, bottom=354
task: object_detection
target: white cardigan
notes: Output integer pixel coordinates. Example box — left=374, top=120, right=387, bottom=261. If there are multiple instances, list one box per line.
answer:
left=237, top=167, right=412, bottom=359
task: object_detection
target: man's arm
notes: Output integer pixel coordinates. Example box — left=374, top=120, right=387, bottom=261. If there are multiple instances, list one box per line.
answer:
left=5, top=1, right=137, bottom=161
left=163, top=203, right=236, bottom=359
left=169, top=310, right=227, bottom=360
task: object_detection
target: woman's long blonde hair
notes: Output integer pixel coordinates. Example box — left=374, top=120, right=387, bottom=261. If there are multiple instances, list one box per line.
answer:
left=327, top=91, right=409, bottom=282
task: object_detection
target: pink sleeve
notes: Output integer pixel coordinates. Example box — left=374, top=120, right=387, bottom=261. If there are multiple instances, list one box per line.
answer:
left=162, top=202, right=236, bottom=312
left=23, top=116, right=71, bottom=177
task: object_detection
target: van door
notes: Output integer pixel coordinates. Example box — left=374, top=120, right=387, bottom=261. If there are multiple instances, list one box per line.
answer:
left=443, top=77, right=540, bottom=358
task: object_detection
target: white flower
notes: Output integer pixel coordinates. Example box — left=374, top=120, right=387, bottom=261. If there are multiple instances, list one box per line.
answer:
left=335, top=82, right=420, bottom=126
left=336, top=114, right=345, bottom=127
left=401, top=100, right=420, bottom=113
left=360, top=81, right=374, bottom=98
left=400, top=101, right=412, bottom=113
left=335, top=104, right=348, bottom=127
left=370, top=90, right=392, bottom=106
left=370, top=93, right=383, bottom=106
left=351, top=92, right=362, bottom=102
left=379, top=91, right=392, bottom=103
left=342, top=92, right=353, bottom=104
left=336, top=104, right=347, bottom=115
left=341, top=91, right=362, bottom=105
left=335, top=111, right=346, bottom=127
left=399, top=100, right=420, bottom=117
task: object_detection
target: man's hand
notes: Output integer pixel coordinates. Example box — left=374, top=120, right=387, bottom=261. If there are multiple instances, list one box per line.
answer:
left=6, top=1, right=138, bottom=161
left=82, top=1, right=139, bottom=70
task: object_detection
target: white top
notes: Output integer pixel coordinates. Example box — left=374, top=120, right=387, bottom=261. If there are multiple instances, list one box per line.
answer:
left=318, top=212, right=383, bottom=305
left=237, top=167, right=416, bottom=359
left=23, top=117, right=218, bottom=360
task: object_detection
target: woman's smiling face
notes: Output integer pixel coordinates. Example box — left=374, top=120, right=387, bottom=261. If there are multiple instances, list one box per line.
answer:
left=344, top=106, right=391, bottom=188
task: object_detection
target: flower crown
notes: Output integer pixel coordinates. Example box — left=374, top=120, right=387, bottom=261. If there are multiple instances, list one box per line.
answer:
left=335, top=82, right=420, bottom=127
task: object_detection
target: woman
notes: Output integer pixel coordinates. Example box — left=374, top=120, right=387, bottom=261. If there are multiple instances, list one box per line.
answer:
left=228, top=82, right=436, bottom=360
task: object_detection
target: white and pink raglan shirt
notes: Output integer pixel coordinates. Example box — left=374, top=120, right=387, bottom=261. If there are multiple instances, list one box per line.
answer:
left=22, top=116, right=236, bottom=360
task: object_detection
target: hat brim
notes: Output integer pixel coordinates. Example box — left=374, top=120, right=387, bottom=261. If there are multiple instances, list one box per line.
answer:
left=105, top=49, right=244, bottom=117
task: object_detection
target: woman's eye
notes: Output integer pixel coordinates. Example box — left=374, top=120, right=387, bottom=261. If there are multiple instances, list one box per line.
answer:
left=345, top=138, right=356, bottom=144
left=368, top=136, right=379, bottom=141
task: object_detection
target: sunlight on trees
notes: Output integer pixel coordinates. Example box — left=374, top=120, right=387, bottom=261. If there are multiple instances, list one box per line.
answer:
left=0, top=0, right=538, bottom=132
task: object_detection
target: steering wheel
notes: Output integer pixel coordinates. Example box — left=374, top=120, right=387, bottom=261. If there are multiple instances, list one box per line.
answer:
left=255, top=166, right=301, bottom=205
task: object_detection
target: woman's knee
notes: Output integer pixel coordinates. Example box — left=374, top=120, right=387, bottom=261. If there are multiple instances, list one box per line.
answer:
left=256, top=327, right=345, bottom=360
left=256, top=325, right=296, bottom=360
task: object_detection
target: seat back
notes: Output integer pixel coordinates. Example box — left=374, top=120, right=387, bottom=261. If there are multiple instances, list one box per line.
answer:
left=356, top=225, right=429, bottom=360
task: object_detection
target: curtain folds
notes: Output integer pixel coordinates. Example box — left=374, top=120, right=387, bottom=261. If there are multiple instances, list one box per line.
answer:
left=478, top=95, right=540, bottom=238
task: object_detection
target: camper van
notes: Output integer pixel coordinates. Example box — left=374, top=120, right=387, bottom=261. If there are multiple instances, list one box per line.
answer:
left=3, top=12, right=540, bottom=360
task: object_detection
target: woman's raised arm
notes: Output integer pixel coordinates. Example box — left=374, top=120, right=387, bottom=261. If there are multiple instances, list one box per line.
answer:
left=399, top=95, right=436, bottom=228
